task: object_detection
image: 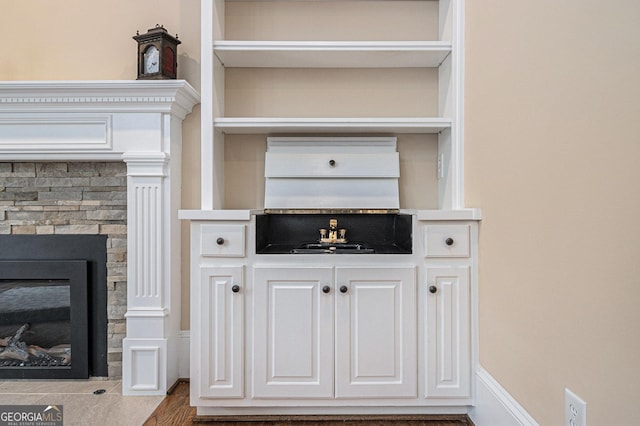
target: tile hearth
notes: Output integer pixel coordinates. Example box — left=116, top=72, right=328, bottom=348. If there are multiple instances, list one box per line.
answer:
left=0, top=379, right=163, bottom=425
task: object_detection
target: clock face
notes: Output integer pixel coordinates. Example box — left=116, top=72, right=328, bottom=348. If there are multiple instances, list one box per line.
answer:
left=143, top=46, right=159, bottom=74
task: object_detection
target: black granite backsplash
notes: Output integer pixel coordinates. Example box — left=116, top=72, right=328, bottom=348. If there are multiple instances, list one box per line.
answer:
left=256, top=213, right=412, bottom=254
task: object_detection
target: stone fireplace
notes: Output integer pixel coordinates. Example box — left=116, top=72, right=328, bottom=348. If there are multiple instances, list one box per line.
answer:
left=0, top=80, right=199, bottom=395
left=0, top=162, right=126, bottom=378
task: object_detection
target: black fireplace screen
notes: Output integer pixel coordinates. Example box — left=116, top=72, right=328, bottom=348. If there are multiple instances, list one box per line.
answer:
left=0, top=235, right=107, bottom=378
left=0, top=261, right=88, bottom=379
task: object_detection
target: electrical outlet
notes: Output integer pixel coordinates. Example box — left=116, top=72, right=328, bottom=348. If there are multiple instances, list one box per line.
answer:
left=565, top=388, right=587, bottom=426
left=437, top=153, right=444, bottom=179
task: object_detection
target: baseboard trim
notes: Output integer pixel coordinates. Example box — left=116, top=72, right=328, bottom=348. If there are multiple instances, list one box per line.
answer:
left=193, top=414, right=473, bottom=423
left=469, top=367, right=539, bottom=426
left=178, top=330, right=190, bottom=379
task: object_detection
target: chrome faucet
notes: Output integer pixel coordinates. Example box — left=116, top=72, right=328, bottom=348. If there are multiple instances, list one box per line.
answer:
left=319, top=218, right=347, bottom=244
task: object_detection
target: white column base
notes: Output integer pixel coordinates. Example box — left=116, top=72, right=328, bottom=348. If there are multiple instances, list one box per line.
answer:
left=122, top=338, right=167, bottom=396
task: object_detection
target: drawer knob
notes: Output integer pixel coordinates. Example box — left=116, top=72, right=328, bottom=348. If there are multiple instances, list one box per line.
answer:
left=445, top=237, right=455, bottom=246
left=322, top=285, right=331, bottom=294
left=216, top=237, right=225, bottom=246
left=429, top=285, right=438, bottom=294
left=232, top=285, right=240, bottom=293
left=329, top=159, right=336, bottom=167
left=339, top=285, right=348, bottom=294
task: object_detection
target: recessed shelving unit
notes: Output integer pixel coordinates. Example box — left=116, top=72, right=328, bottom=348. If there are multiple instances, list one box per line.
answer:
left=200, top=0, right=465, bottom=211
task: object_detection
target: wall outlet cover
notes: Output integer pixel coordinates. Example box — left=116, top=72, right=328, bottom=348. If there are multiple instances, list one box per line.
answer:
left=565, top=388, right=587, bottom=426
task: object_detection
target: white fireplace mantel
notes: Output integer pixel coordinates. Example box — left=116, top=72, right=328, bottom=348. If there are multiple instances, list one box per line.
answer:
left=0, top=80, right=200, bottom=395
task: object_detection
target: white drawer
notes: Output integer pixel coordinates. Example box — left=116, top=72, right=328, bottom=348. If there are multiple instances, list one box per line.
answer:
left=265, top=152, right=399, bottom=178
left=424, top=225, right=470, bottom=258
left=201, top=224, right=245, bottom=257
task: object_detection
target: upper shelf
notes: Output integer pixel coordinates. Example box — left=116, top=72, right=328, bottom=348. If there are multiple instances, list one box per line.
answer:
left=213, top=117, right=451, bottom=134
left=213, top=41, right=452, bottom=68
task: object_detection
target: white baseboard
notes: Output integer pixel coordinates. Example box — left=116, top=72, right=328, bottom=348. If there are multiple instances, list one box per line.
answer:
left=469, top=367, right=539, bottom=426
left=178, top=330, right=190, bottom=379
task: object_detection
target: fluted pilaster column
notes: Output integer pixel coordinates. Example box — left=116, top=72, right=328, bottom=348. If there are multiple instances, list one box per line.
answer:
left=122, top=152, right=174, bottom=395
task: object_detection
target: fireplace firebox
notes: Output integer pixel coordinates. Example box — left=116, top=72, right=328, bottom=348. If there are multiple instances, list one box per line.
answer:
left=0, top=261, right=88, bottom=379
left=0, top=235, right=107, bottom=379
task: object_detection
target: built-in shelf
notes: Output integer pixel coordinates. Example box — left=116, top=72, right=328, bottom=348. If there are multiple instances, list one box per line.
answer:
left=213, top=41, right=452, bottom=68
left=200, top=0, right=466, bottom=211
left=214, top=117, right=451, bottom=134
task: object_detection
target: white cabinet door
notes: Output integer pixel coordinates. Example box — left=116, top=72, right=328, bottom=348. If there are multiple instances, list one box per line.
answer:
left=200, top=266, right=244, bottom=398
left=253, top=267, right=334, bottom=398
left=335, top=267, right=417, bottom=399
left=425, top=267, right=470, bottom=398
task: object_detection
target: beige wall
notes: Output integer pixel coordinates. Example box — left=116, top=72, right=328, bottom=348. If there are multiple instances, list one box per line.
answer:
left=3, top=1, right=640, bottom=424
left=225, top=68, right=439, bottom=117
left=465, top=0, right=640, bottom=424
left=224, top=0, right=438, bottom=41
left=0, top=0, right=196, bottom=81
left=0, top=0, right=204, bottom=340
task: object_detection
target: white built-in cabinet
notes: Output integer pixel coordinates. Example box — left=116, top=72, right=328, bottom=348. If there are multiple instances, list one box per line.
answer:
left=253, top=266, right=416, bottom=400
left=184, top=218, right=479, bottom=416
left=183, top=0, right=481, bottom=417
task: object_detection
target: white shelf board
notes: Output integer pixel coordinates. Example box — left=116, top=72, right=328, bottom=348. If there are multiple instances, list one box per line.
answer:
left=178, top=209, right=252, bottom=221
left=416, top=209, right=482, bottom=221
left=213, top=41, right=452, bottom=68
left=213, top=117, right=451, bottom=134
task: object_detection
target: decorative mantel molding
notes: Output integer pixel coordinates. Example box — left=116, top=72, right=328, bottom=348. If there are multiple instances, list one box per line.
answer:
left=0, top=80, right=200, bottom=396
left=0, top=80, right=200, bottom=119
left=0, top=80, right=200, bottom=161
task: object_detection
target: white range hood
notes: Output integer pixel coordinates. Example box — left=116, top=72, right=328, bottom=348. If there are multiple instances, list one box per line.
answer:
left=264, top=137, right=400, bottom=211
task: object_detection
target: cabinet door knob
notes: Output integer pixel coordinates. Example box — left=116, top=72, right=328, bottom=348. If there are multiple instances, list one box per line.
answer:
left=216, top=237, right=225, bottom=246
left=322, top=285, right=331, bottom=294
left=429, top=285, right=438, bottom=294
left=339, top=285, right=348, bottom=294
left=445, top=237, right=454, bottom=246
left=329, top=159, right=336, bottom=167
left=232, top=285, right=240, bottom=293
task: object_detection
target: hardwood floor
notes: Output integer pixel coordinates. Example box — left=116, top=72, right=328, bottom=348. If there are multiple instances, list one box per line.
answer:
left=143, top=381, right=474, bottom=426
left=143, top=380, right=195, bottom=425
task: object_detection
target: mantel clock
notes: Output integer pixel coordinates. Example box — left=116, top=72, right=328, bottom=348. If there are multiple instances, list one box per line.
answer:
left=133, top=25, right=181, bottom=80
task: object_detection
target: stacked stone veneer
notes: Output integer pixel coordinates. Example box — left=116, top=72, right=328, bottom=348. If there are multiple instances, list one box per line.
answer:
left=0, top=162, right=127, bottom=378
